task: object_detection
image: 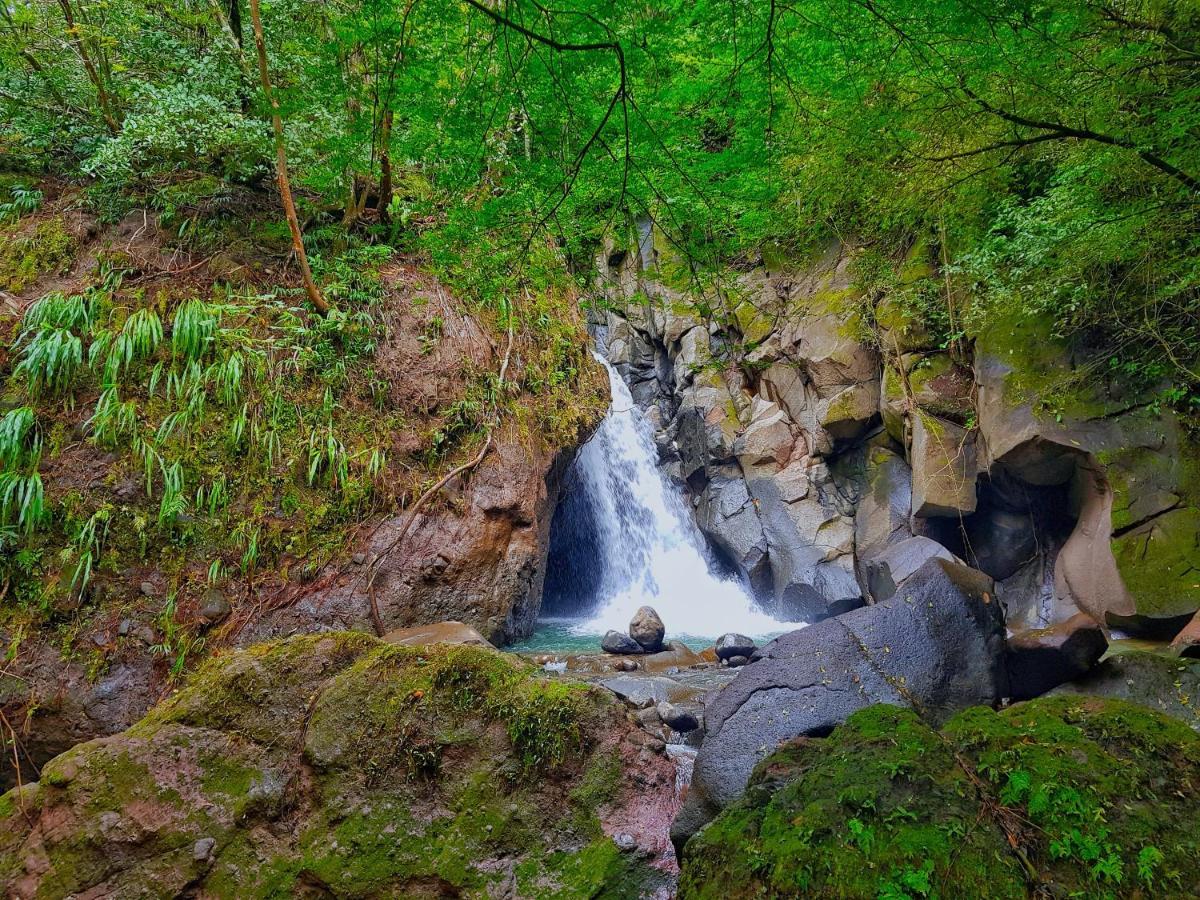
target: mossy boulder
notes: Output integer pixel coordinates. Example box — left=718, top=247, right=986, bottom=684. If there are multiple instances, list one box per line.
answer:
left=975, top=309, right=1200, bottom=631
left=679, top=697, right=1200, bottom=899
left=0, top=634, right=676, bottom=899
left=0, top=216, right=75, bottom=294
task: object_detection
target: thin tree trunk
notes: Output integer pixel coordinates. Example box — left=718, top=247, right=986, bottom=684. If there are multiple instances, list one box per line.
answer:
left=378, top=108, right=394, bottom=224
left=248, top=0, right=331, bottom=316
left=56, top=0, right=120, bottom=134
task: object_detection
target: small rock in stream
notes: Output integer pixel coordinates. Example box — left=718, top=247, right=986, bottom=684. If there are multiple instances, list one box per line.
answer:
left=715, top=633, right=757, bottom=661
left=602, top=630, right=644, bottom=654
left=656, top=701, right=700, bottom=732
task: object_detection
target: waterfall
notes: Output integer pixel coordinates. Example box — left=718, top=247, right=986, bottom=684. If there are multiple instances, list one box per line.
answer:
left=565, top=354, right=797, bottom=639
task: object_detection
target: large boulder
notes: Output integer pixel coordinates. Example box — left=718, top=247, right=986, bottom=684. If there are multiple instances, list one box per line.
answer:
left=1047, top=650, right=1200, bottom=729
left=673, top=558, right=1007, bottom=845
left=1006, top=613, right=1107, bottom=700
left=678, top=697, right=1200, bottom=898
left=861, top=535, right=957, bottom=602
left=629, top=606, right=666, bottom=652
left=601, top=630, right=644, bottom=655
left=0, top=635, right=678, bottom=898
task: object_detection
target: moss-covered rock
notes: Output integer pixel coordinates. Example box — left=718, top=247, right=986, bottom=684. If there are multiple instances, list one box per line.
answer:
left=0, top=216, right=75, bottom=293
left=679, top=697, right=1200, bottom=899
left=0, top=634, right=676, bottom=899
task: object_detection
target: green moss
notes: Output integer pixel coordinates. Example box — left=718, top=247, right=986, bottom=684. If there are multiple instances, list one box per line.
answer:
left=518, top=838, right=658, bottom=900
left=1112, top=506, right=1200, bottom=619
left=680, top=698, right=1200, bottom=899
left=0, top=217, right=75, bottom=293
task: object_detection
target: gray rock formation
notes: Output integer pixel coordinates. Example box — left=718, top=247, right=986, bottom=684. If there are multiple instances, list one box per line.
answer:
left=672, top=558, right=1008, bottom=846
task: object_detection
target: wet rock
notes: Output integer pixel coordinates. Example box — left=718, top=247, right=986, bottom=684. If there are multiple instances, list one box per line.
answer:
left=197, top=588, right=231, bottom=626
left=601, top=675, right=690, bottom=708
left=613, top=658, right=640, bottom=672
left=854, top=446, right=913, bottom=557
left=723, top=655, right=750, bottom=668
left=635, top=706, right=663, bottom=729
left=381, top=620, right=494, bottom=648
left=1006, top=613, right=1108, bottom=700
left=714, top=633, right=756, bottom=661
left=629, top=606, right=665, bottom=652
left=601, top=630, right=644, bottom=655
left=656, top=702, right=700, bottom=733
left=641, top=641, right=702, bottom=671
left=1169, top=611, right=1200, bottom=658
left=1048, top=650, right=1200, bottom=730
left=861, top=536, right=956, bottom=602
left=674, top=558, right=1007, bottom=846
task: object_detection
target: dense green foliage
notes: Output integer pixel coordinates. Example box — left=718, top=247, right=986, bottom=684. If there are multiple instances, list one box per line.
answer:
left=2, top=0, right=1199, bottom=659
left=3, top=0, right=1198, bottom=381
left=679, top=698, right=1200, bottom=899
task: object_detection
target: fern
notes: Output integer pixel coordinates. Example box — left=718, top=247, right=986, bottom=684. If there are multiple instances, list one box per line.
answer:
left=0, top=471, right=45, bottom=534
left=15, top=326, right=84, bottom=394
left=0, top=407, right=40, bottom=467
left=172, top=299, right=217, bottom=361
left=90, top=387, right=140, bottom=447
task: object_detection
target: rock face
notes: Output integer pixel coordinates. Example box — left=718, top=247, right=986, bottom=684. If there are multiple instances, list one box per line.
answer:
left=596, top=234, right=1200, bottom=648
left=673, top=559, right=1008, bottom=845
left=1047, top=650, right=1200, bottom=729
left=678, top=698, right=1200, bottom=898
left=240, top=441, right=578, bottom=647
left=629, top=606, right=666, bottom=651
left=0, top=635, right=678, bottom=898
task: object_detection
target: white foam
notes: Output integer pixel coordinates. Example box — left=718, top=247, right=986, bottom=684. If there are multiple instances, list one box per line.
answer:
left=570, top=354, right=802, bottom=641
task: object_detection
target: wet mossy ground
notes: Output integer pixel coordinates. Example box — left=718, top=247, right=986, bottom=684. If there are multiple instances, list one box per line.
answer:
left=0, top=635, right=671, bottom=899
left=679, top=697, right=1200, bottom=899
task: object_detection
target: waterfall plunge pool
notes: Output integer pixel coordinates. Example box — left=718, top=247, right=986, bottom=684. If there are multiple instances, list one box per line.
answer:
left=525, top=353, right=804, bottom=655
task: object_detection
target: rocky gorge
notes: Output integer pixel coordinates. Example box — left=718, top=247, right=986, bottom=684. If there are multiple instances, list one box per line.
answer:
left=4, top=1, right=1200, bottom=891
left=4, top=210, right=1200, bottom=897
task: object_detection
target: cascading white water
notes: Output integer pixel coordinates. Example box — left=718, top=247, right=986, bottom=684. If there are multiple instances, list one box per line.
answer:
left=570, top=355, right=797, bottom=639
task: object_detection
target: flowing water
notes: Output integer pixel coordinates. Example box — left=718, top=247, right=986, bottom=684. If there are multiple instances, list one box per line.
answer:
left=524, top=354, right=799, bottom=650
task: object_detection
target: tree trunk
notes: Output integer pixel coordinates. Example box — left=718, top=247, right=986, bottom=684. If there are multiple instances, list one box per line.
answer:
left=378, top=109, right=394, bottom=224
left=248, top=0, right=331, bottom=316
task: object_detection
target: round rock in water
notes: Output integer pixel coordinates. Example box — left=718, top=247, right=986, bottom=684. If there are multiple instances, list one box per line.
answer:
left=601, top=630, right=644, bottom=655
left=715, top=633, right=756, bottom=661
left=629, top=606, right=665, bottom=652
left=656, top=701, right=700, bottom=733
